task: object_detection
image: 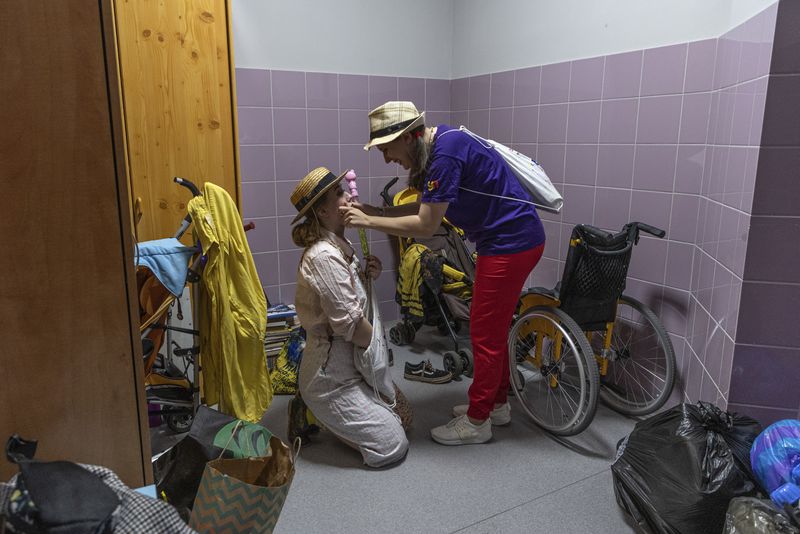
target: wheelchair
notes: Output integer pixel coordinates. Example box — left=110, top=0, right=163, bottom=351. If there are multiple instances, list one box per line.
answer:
left=510, top=222, right=676, bottom=436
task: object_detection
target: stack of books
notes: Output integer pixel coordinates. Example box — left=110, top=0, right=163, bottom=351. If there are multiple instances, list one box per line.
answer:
left=265, top=303, right=301, bottom=367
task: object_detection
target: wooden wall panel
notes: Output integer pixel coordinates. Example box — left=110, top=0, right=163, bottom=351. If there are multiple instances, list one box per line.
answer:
left=115, top=0, right=241, bottom=242
left=0, top=0, right=150, bottom=485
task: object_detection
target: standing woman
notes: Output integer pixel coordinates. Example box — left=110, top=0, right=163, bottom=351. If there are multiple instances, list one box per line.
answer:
left=290, top=166, right=409, bottom=468
left=341, top=102, right=545, bottom=446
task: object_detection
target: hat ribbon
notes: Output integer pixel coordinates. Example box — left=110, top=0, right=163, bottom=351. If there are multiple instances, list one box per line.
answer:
left=369, top=117, right=418, bottom=140
left=294, top=171, right=339, bottom=212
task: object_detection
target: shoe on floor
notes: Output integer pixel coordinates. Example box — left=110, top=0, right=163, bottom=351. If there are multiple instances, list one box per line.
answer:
left=430, top=414, right=492, bottom=445
left=404, top=360, right=452, bottom=384
left=452, top=402, right=511, bottom=426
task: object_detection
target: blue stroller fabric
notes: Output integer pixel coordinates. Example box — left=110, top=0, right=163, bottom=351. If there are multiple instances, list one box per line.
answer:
left=751, top=419, right=800, bottom=504
left=135, top=238, right=195, bottom=296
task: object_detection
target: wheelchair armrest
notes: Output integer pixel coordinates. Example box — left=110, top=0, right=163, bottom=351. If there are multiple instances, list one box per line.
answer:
left=532, top=286, right=555, bottom=298
left=518, top=286, right=561, bottom=313
left=525, top=285, right=560, bottom=300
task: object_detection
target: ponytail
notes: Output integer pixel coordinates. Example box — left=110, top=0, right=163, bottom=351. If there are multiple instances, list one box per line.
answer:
left=291, top=211, right=324, bottom=248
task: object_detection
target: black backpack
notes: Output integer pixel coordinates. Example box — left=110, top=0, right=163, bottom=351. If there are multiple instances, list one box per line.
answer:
left=1, top=435, right=119, bottom=533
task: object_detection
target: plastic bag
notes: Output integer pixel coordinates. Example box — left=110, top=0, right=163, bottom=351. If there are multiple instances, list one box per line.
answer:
left=724, top=497, right=800, bottom=534
left=354, top=279, right=395, bottom=403
left=269, top=328, right=305, bottom=395
left=612, top=402, right=762, bottom=534
left=751, top=420, right=800, bottom=506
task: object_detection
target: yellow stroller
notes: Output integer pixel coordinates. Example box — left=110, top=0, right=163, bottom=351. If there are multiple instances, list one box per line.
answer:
left=380, top=178, right=476, bottom=378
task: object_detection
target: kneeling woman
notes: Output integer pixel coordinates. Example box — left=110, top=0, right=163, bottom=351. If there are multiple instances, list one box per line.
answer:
left=290, top=167, right=409, bottom=468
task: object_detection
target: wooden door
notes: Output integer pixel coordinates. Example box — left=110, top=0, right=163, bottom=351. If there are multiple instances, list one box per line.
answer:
left=0, top=0, right=150, bottom=485
left=113, top=0, right=241, bottom=242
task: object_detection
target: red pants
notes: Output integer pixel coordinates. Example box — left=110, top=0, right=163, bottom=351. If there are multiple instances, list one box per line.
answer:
left=467, top=244, right=544, bottom=421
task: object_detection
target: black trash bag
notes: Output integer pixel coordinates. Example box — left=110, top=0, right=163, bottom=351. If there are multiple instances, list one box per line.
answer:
left=152, top=406, right=272, bottom=519
left=786, top=504, right=800, bottom=527
left=3, top=435, right=120, bottom=534
left=612, top=402, right=762, bottom=534
left=787, top=504, right=800, bottom=527
left=723, top=497, right=800, bottom=534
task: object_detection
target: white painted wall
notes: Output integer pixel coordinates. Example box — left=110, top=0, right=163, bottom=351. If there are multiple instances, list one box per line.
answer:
left=451, top=0, right=778, bottom=77
left=231, top=0, right=454, bottom=78
left=231, top=0, right=778, bottom=79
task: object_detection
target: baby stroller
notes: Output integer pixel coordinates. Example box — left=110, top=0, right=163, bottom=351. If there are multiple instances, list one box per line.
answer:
left=380, top=178, right=476, bottom=378
left=135, top=178, right=206, bottom=433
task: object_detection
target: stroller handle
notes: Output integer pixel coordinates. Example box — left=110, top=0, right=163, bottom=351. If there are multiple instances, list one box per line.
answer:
left=172, top=178, right=255, bottom=239
left=174, top=177, right=201, bottom=197
left=381, top=177, right=399, bottom=206
left=173, top=177, right=201, bottom=240
left=579, top=224, right=614, bottom=241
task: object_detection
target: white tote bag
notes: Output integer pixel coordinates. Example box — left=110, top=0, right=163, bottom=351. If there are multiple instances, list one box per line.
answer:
left=353, top=280, right=396, bottom=404
left=441, top=126, right=564, bottom=213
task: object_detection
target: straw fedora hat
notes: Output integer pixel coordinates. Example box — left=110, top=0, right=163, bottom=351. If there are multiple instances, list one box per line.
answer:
left=290, top=166, right=347, bottom=224
left=363, top=101, right=426, bottom=150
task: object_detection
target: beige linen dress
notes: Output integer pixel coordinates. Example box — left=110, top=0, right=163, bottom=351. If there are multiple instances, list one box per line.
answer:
left=294, top=231, right=408, bottom=467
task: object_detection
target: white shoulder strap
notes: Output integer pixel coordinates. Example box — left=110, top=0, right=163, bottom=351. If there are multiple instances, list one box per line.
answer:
left=436, top=125, right=491, bottom=149
left=458, top=186, right=540, bottom=207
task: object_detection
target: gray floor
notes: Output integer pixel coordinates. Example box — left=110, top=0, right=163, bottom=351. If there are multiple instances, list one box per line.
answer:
left=261, top=325, right=639, bottom=534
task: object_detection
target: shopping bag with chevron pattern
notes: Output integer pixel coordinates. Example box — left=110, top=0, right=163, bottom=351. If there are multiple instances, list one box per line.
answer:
left=154, top=406, right=274, bottom=519
left=189, top=434, right=299, bottom=534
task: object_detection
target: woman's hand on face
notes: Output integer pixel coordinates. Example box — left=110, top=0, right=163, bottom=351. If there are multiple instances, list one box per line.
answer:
left=350, top=201, right=380, bottom=217
left=340, top=206, right=371, bottom=228
left=365, top=255, right=382, bottom=280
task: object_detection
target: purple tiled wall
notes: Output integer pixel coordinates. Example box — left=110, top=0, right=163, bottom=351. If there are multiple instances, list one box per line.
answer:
left=450, top=3, right=779, bottom=412
left=234, top=3, right=797, bottom=424
left=235, top=71, right=451, bottom=320
left=729, top=0, right=800, bottom=425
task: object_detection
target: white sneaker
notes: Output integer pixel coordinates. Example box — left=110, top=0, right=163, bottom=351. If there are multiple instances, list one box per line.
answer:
left=430, top=415, right=492, bottom=446
left=452, top=403, right=511, bottom=426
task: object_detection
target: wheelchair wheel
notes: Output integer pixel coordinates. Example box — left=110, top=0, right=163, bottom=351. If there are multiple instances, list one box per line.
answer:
left=508, top=306, right=599, bottom=436
left=443, top=350, right=464, bottom=379
left=508, top=369, right=524, bottom=397
left=594, top=295, right=676, bottom=416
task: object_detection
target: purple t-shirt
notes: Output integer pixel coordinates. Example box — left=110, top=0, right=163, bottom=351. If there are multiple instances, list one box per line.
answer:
left=420, top=125, right=545, bottom=255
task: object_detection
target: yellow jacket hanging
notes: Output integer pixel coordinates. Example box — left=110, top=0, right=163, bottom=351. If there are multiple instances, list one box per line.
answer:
left=188, top=183, right=272, bottom=422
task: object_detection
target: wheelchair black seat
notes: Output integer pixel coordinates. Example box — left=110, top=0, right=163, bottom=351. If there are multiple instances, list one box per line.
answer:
left=558, top=224, right=635, bottom=331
